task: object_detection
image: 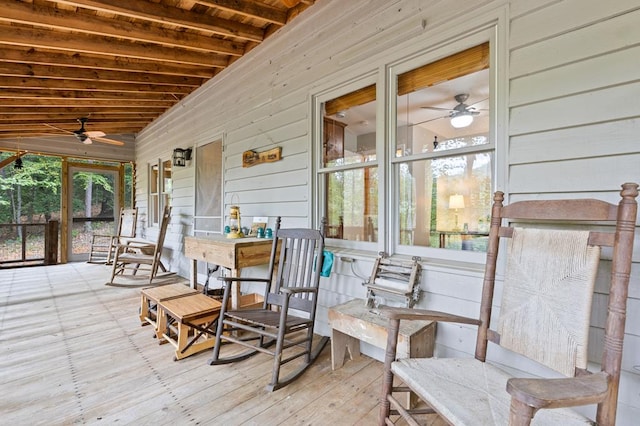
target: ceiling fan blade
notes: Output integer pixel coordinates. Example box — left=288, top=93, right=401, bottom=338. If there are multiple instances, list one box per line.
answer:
left=85, top=130, right=106, bottom=138
left=420, top=106, right=451, bottom=111
left=43, top=123, right=74, bottom=135
left=412, top=115, right=449, bottom=126
left=92, top=136, right=125, bottom=146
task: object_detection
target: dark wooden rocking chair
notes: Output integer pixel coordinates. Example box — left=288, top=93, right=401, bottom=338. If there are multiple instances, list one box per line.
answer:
left=379, top=182, right=638, bottom=425
left=209, top=217, right=330, bottom=391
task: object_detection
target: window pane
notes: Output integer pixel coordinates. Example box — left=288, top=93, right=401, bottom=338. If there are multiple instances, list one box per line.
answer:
left=322, top=100, right=376, bottom=167
left=396, top=69, right=490, bottom=157
left=150, top=163, right=159, bottom=194
left=398, top=153, right=492, bottom=251
left=325, top=166, right=378, bottom=242
left=162, top=160, right=172, bottom=193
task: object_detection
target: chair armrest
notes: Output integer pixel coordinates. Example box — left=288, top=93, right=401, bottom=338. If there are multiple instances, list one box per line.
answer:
left=281, top=287, right=318, bottom=295
left=506, top=371, right=609, bottom=410
left=116, top=239, right=156, bottom=252
left=218, top=277, right=271, bottom=285
left=376, top=305, right=481, bottom=326
left=119, top=237, right=154, bottom=246
left=91, top=233, right=114, bottom=239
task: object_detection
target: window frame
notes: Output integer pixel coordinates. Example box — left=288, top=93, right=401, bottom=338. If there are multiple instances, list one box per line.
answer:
left=313, top=72, right=381, bottom=251
left=148, top=158, right=171, bottom=228
left=313, top=26, right=504, bottom=264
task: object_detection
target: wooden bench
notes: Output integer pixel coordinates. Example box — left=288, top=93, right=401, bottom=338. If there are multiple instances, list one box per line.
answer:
left=328, top=298, right=435, bottom=370
left=157, top=293, right=222, bottom=360
left=139, top=283, right=199, bottom=336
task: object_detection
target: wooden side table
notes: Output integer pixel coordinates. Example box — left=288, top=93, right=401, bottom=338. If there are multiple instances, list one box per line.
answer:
left=157, top=293, right=222, bottom=360
left=184, top=235, right=274, bottom=309
left=328, top=298, right=435, bottom=369
left=328, top=298, right=435, bottom=407
left=139, top=283, right=199, bottom=334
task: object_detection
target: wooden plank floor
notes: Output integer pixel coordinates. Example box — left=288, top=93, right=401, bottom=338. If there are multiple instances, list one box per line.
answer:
left=0, top=263, right=446, bottom=425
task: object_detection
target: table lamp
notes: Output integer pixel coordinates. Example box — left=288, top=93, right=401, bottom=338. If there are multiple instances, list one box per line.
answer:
left=449, top=194, right=465, bottom=231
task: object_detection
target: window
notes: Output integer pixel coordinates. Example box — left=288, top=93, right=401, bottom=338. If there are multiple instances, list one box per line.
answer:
left=318, top=80, right=378, bottom=243
left=149, top=159, right=171, bottom=227
left=315, top=40, right=494, bottom=258
left=393, top=43, right=492, bottom=253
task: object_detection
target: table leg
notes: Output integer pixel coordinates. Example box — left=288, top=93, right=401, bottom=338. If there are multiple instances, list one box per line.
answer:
left=190, top=259, right=198, bottom=289
left=330, top=328, right=360, bottom=370
left=230, top=268, right=240, bottom=310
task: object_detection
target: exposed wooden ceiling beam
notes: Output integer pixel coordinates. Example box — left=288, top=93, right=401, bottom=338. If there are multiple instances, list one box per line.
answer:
left=0, top=24, right=230, bottom=67
left=0, top=62, right=207, bottom=86
left=0, top=99, right=177, bottom=108
left=0, top=106, right=176, bottom=114
left=195, top=0, right=287, bottom=25
left=0, top=114, right=157, bottom=122
left=47, top=0, right=266, bottom=42
left=0, top=77, right=196, bottom=94
left=0, top=1, right=244, bottom=56
left=0, top=46, right=216, bottom=78
left=0, top=88, right=184, bottom=102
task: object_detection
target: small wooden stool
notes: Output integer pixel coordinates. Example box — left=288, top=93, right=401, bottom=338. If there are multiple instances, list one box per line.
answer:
left=328, top=298, right=435, bottom=369
left=139, top=284, right=199, bottom=334
left=157, top=293, right=222, bottom=360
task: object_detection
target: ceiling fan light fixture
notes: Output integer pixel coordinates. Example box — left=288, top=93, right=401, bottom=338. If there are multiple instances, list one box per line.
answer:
left=83, top=137, right=93, bottom=145
left=450, top=112, right=474, bottom=128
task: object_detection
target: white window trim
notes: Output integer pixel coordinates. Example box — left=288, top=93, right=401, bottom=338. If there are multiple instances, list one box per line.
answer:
left=312, top=16, right=508, bottom=265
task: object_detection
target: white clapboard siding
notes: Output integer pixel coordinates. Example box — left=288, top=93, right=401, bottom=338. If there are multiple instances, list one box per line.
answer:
left=509, top=0, right=639, bottom=50
left=509, top=120, right=639, bottom=165
left=129, top=0, right=640, bottom=418
left=510, top=5, right=640, bottom=78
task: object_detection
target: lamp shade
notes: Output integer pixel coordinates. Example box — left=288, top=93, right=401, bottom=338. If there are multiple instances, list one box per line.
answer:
left=449, top=194, right=465, bottom=210
left=450, top=112, right=474, bottom=128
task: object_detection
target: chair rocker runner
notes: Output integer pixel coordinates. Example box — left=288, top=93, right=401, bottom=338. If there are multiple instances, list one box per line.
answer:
left=379, top=182, right=638, bottom=426
left=108, top=205, right=171, bottom=286
left=88, top=207, right=137, bottom=264
left=209, top=217, right=330, bottom=391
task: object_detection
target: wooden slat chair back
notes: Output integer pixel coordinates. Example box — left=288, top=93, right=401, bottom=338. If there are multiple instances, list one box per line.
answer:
left=209, top=217, right=330, bottom=391
left=108, top=205, right=171, bottom=286
left=379, top=183, right=638, bottom=426
left=88, top=207, right=138, bottom=264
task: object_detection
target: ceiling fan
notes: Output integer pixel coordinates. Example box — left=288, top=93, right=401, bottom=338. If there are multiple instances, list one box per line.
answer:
left=421, top=94, right=487, bottom=128
left=44, top=117, right=125, bottom=146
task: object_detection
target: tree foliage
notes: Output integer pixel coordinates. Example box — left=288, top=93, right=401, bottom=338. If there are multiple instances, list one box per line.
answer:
left=0, top=153, right=61, bottom=224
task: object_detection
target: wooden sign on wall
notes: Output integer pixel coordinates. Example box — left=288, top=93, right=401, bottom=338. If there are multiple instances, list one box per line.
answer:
left=242, top=147, right=282, bottom=168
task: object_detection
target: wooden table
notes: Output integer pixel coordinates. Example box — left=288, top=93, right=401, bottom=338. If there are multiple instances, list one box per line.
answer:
left=184, top=235, right=274, bottom=309
left=158, top=293, right=222, bottom=360
left=328, top=298, right=435, bottom=407
left=328, top=298, right=435, bottom=369
left=139, top=283, right=199, bottom=334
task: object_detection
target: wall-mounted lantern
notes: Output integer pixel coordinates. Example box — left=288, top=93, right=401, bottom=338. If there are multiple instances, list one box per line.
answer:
left=172, top=147, right=193, bottom=167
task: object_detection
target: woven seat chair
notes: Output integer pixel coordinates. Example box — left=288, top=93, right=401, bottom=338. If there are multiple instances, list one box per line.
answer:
left=379, top=183, right=638, bottom=425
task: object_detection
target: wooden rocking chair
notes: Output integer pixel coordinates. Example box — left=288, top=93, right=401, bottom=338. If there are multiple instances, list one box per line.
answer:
left=108, top=205, right=171, bottom=286
left=379, top=182, right=638, bottom=425
left=88, top=207, right=137, bottom=264
left=209, top=217, right=330, bottom=391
